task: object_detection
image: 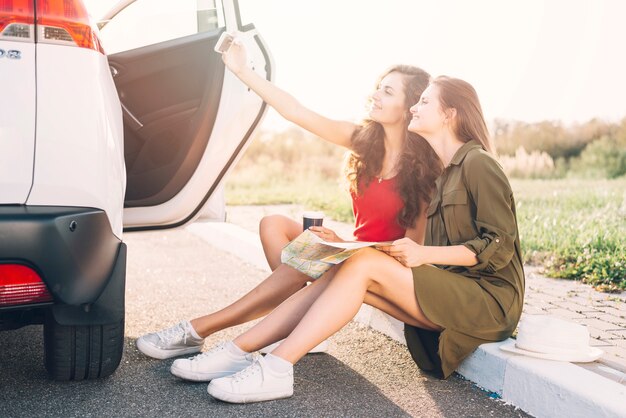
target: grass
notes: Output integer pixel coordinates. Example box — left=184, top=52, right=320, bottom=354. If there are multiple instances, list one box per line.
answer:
left=226, top=129, right=354, bottom=222
left=512, top=178, right=626, bottom=292
left=225, top=131, right=626, bottom=292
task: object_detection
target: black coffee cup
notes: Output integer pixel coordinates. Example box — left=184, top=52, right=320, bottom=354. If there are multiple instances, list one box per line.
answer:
left=302, top=211, right=324, bottom=231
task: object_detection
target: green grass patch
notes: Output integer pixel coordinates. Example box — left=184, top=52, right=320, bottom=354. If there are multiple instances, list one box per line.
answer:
left=513, top=178, right=626, bottom=292
left=226, top=172, right=354, bottom=223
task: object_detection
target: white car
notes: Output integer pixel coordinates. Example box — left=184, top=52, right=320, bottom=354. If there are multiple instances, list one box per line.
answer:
left=0, top=0, right=272, bottom=380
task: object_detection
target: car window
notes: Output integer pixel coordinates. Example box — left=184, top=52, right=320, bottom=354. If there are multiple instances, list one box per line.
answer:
left=99, top=0, right=225, bottom=55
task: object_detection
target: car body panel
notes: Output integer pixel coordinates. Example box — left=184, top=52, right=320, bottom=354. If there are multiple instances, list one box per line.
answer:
left=26, top=44, right=126, bottom=238
left=0, top=40, right=36, bottom=204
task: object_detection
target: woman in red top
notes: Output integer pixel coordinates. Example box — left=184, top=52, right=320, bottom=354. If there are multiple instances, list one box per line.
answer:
left=136, top=40, right=441, bottom=374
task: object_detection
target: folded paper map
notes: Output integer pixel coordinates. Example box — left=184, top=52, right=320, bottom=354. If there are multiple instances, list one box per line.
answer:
left=280, top=229, right=391, bottom=279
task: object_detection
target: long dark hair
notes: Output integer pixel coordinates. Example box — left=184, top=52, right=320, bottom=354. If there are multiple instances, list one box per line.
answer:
left=345, top=65, right=442, bottom=228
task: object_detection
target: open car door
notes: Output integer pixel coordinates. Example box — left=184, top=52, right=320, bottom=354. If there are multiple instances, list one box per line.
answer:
left=99, top=0, right=272, bottom=231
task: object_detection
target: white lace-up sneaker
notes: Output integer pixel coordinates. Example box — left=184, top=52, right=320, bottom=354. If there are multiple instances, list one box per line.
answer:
left=170, top=342, right=257, bottom=382
left=260, top=339, right=329, bottom=354
left=208, top=356, right=294, bottom=403
left=136, top=320, right=204, bottom=360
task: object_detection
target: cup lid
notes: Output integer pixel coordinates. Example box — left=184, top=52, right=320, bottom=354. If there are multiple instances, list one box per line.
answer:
left=302, top=211, right=324, bottom=218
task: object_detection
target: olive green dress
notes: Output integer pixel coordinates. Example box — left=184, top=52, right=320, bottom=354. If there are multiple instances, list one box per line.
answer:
left=405, top=140, right=525, bottom=379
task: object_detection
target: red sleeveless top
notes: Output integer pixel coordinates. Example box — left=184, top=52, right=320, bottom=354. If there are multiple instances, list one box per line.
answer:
left=351, top=176, right=406, bottom=242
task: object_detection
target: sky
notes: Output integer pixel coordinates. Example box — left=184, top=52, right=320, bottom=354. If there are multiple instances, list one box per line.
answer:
left=85, top=0, right=626, bottom=131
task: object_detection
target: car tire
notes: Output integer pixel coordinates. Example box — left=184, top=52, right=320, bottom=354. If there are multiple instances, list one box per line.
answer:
left=43, top=314, right=124, bottom=381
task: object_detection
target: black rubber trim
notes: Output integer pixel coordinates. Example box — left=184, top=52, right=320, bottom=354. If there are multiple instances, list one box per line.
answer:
left=50, top=243, right=126, bottom=326
left=0, top=205, right=121, bottom=305
left=234, top=0, right=243, bottom=29
left=0, top=302, right=53, bottom=312
left=0, top=305, right=48, bottom=330
left=124, top=29, right=270, bottom=232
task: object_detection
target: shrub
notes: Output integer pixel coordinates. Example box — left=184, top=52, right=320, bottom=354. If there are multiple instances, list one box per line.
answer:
left=568, top=136, right=626, bottom=179
left=492, top=119, right=610, bottom=160
left=499, top=146, right=556, bottom=179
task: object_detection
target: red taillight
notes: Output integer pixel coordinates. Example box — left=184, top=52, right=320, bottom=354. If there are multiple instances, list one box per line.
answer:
left=36, top=0, right=104, bottom=54
left=0, top=0, right=104, bottom=53
left=0, top=264, right=53, bottom=306
left=0, top=0, right=35, bottom=39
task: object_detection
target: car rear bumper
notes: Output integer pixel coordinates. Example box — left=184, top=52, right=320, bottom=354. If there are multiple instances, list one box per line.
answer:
left=0, top=206, right=125, bottom=317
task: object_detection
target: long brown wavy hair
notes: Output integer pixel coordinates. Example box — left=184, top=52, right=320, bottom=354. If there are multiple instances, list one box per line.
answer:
left=345, top=65, right=442, bottom=229
left=430, top=76, right=496, bottom=155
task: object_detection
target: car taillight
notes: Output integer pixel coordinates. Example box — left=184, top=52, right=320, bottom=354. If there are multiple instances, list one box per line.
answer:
left=0, top=264, right=53, bottom=306
left=0, top=0, right=35, bottom=41
left=36, top=0, right=104, bottom=53
left=0, top=0, right=104, bottom=54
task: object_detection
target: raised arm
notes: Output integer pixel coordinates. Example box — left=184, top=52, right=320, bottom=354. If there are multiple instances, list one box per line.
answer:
left=222, top=39, right=357, bottom=148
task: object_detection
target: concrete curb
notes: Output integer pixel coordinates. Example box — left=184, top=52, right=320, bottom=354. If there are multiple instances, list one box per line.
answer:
left=186, top=221, right=626, bottom=418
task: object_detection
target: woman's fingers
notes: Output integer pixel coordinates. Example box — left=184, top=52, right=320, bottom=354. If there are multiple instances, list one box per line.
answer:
left=381, top=251, right=405, bottom=266
left=308, top=226, right=336, bottom=241
left=377, top=242, right=405, bottom=253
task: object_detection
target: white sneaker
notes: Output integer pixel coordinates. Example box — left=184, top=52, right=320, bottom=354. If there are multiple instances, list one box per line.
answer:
left=170, top=342, right=257, bottom=382
left=207, top=356, right=294, bottom=403
left=260, top=339, right=329, bottom=354
left=136, top=320, right=204, bottom=360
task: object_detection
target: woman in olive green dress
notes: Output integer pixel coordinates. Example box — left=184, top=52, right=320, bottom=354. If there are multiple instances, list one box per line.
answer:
left=205, top=76, right=524, bottom=403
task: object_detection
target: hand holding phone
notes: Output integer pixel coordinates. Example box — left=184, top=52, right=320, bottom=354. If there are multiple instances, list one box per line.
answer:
left=214, top=32, right=235, bottom=54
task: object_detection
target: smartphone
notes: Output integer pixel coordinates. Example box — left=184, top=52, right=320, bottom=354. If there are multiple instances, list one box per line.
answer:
left=214, top=32, right=234, bottom=54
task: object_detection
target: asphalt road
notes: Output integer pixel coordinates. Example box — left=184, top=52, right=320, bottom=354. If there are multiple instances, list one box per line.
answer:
left=0, top=229, right=530, bottom=417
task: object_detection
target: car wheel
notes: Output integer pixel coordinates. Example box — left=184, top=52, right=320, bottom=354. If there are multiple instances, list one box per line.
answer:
left=43, top=314, right=124, bottom=381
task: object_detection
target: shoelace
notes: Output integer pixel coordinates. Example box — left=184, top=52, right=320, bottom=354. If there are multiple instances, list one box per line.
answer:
left=231, top=360, right=262, bottom=383
left=190, top=343, right=226, bottom=362
left=156, top=322, right=187, bottom=344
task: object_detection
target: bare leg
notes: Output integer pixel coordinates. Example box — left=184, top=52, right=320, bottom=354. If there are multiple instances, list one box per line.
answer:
left=188, top=215, right=303, bottom=338
left=233, top=255, right=436, bottom=353
left=190, top=264, right=310, bottom=337
left=259, top=215, right=302, bottom=271
left=232, top=268, right=337, bottom=352
left=270, top=248, right=441, bottom=363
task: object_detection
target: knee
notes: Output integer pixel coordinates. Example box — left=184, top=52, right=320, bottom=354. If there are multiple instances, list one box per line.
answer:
left=259, top=215, right=288, bottom=239
left=340, top=248, right=380, bottom=274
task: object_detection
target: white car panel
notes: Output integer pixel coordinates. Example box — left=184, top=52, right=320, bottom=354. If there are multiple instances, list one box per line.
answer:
left=0, top=40, right=36, bottom=204
left=198, top=183, right=226, bottom=221
left=27, top=44, right=125, bottom=238
left=221, top=0, right=238, bottom=32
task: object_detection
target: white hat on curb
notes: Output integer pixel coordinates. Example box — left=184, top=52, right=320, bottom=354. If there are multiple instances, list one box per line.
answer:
left=500, top=315, right=603, bottom=362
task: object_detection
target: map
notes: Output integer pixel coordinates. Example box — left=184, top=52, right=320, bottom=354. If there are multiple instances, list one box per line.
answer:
left=280, top=230, right=389, bottom=279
